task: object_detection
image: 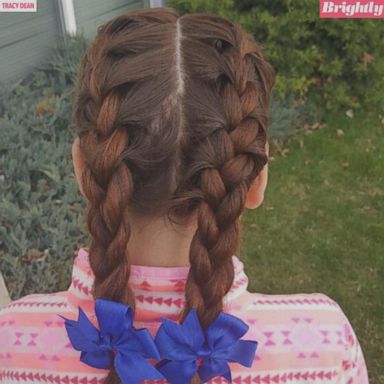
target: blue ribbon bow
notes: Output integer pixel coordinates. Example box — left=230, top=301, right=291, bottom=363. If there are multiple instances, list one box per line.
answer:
left=61, top=298, right=164, bottom=384
left=154, top=308, right=258, bottom=384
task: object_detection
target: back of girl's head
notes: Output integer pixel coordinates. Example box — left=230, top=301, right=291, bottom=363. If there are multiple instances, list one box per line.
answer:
left=72, top=6, right=274, bottom=383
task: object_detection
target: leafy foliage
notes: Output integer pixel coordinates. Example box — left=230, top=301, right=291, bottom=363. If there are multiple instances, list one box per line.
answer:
left=168, top=0, right=384, bottom=111
left=0, top=36, right=89, bottom=299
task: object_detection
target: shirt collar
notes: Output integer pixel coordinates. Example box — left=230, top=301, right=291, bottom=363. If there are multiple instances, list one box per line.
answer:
left=67, top=247, right=249, bottom=322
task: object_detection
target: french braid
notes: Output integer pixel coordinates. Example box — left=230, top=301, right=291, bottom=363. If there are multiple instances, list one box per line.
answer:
left=73, top=8, right=184, bottom=384
left=75, top=28, right=138, bottom=384
left=176, top=13, right=274, bottom=383
left=72, top=7, right=273, bottom=384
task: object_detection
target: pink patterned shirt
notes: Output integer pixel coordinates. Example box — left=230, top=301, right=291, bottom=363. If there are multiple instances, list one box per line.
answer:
left=0, top=247, right=369, bottom=383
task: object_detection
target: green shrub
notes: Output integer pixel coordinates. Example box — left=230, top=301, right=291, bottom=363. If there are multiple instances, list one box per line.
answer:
left=0, top=36, right=89, bottom=299
left=168, top=0, right=384, bottom=112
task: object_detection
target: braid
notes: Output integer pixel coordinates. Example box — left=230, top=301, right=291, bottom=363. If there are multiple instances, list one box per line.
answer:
left=75, top=32, right=136, bottom=384
left=73, top=9, right=182, bottom=384
left=72, top=7, right=273, bottom=384
left=176, top=14, right=274, bottom=384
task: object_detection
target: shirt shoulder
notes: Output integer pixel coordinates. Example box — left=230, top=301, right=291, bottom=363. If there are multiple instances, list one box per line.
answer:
left=0, top=291, right=69, bottom=347
left=0, top=291, right=111, bottom=384
left=0, top=291, right=69, bottom=323
left=232, top=291, right=369, bottom=383
left=0, top=291, right=90, bottom=373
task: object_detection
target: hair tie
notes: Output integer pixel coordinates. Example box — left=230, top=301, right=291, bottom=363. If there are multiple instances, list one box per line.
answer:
left=60, top=298, right=164, bottom=384
left=154, top=308, right=258, bottom=384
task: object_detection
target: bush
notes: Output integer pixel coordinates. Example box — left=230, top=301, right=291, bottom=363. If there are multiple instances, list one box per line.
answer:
left=168, top=0, right=384, bottom=112
left=0, top=36, right=89, bottom=299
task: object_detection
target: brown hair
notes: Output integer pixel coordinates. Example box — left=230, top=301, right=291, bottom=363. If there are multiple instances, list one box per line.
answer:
left=72, top=6, right=274, bottom=384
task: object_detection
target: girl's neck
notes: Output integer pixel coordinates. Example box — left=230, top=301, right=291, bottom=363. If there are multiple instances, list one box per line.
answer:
left=127, top=211, right=197, bottom=268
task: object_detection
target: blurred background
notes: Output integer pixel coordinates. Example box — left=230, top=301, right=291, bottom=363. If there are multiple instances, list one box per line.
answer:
left=0, top=0, right=383, bottom=382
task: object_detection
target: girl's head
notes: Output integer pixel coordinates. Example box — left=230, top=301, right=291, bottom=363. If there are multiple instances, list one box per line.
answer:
left=71, top=6, right=274, bottom=383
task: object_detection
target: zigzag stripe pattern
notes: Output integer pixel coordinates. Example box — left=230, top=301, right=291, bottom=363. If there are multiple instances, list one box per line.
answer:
left=210, top=370, right=339, bottom=383
left=70, top=275, right=249, bottom=308
left=70, top=272, right=249, bottom=294
left=0, top=371, right=104, bottom=384
left=251, top=298, right=339, bottom=307
left=71, top=278, right=91, bottom=297
left=0, top=369, right=339, bottom=383
left=5, top=301, right=67, bottom=309
left=135, top=294, right=183, bottom=307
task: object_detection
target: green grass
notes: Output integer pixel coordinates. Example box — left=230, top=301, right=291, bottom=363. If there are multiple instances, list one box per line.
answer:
left=241, top=111, right=384, bottom=383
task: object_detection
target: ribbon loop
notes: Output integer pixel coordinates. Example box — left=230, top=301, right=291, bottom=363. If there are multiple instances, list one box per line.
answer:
left=154, top=308, right=258, bottom=384
left=61, top=298, right=164, bottom=384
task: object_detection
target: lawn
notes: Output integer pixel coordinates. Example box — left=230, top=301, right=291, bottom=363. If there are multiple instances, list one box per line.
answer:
left=241, top=111, right=383, bottom=383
